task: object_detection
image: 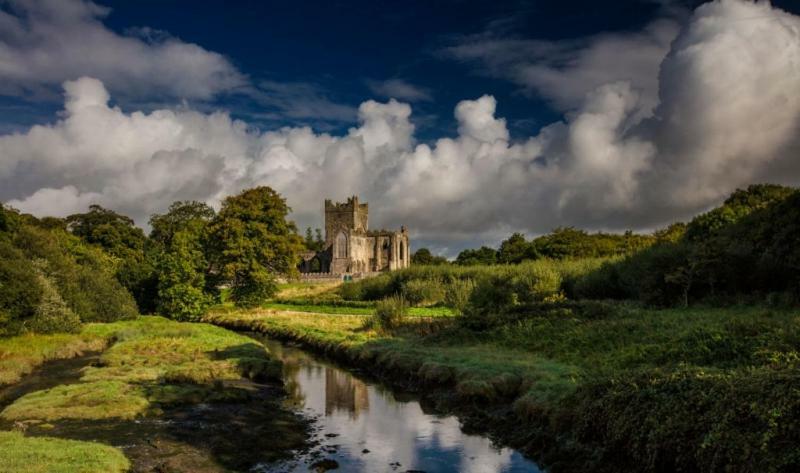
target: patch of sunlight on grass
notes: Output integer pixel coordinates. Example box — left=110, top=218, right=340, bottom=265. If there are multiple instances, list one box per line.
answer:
left=0, top=333, right=107, bottom=386
left=0, top=431, right=129, bottom=473
left=1, top=316, right=277, bottom=422
left=1, top=380, right=149, bottom=421
left=275, top=281, right=341, bottom=299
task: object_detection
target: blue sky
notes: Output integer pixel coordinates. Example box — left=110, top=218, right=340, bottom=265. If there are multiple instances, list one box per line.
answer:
left=2, top=0, right=800, bottom=255
left=0, top=0, right=703, bottom=137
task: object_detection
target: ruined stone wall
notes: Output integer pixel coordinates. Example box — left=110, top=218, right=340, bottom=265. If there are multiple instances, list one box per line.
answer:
left=348, top=234, right=373, bottom=273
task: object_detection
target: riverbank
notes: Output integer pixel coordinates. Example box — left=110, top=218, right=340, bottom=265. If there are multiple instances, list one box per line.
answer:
left=0, top=316, right=310, bottom=472
left=205, top=304, right=800, bottom=472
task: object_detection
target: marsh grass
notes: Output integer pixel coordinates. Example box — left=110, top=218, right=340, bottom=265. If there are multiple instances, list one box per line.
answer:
left=1, top=316, right=277, bottom=422
left=275, top=281, right=341, bottom=300
left=0, top=333, right=107, bottom=386
left=0, top=431, right=129, bottom=473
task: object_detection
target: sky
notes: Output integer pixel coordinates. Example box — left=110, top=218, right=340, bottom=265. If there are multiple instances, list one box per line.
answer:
left=1, top=0, right=799, bottom=256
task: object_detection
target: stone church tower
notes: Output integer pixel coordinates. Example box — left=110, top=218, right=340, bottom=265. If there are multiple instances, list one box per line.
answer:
left=299, top=196, right=410, bottom=275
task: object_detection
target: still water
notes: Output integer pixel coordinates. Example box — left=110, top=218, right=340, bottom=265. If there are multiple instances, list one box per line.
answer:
left=254, top=337, right=542, bottom=473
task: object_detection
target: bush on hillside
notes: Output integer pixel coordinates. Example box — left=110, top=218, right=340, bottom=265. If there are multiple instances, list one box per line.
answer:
left=372, top=295, right=408, bottom=331
left=401, top=278, right=445, bottom=306
left=444, top=279, right=475, bottom=313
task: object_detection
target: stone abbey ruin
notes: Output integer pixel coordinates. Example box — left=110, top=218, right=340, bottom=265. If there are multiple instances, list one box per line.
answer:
left=299, top=196, right=410, bottom=276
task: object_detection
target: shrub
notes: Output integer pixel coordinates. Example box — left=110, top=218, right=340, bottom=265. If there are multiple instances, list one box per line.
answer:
left=157, top=284, right=212, bottom=322
left=339, top=273, right=393, bottom=301
left=444, top=279, right=475, bottom=313
left=373, top=295, right=408, bottom=330
left=231, top=268, right=278, bottom=308
left=401, top=278, right=445, bottom=306
left=338, top=280, right=364, bottom=300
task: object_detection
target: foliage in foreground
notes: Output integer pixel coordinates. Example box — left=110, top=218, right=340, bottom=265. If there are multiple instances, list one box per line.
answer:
left=0, top=431, right=129, bottom=473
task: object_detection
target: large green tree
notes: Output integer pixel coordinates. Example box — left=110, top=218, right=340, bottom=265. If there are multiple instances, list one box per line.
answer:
left=149, top=201, right=215, bottom=247
left=208, top=187, right=304, bottom=307
left=149, top=201, right=216, bottom=320
left=498, top=232, right=538, bottom=264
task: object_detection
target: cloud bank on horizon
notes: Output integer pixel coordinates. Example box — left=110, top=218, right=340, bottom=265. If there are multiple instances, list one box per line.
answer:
left=1, top=0, right=800, bottom=253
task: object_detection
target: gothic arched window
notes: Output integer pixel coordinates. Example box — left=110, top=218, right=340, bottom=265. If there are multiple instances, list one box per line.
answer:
left=335, top=232, right=347, bottom=258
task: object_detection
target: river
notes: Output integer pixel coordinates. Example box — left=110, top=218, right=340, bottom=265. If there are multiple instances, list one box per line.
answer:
left=253, top=336, right=542, bottom=473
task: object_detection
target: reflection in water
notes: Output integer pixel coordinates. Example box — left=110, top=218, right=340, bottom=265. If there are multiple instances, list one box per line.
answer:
left=325, top=367, right=369, bottom=418
left=257, top=337, right=541, bottom=473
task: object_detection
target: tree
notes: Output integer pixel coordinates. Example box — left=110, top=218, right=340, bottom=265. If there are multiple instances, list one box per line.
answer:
left=304, top=227, right=325, bottom=252
left=208, top=187, right=305, bottom=307
left=0, top=240, right=42, bottom=335
left=498, top=232, right=537, bottom=264
left=149, top=201, right=217, bottom=318
left=66, top=205, right=156, bottom=312
left=156, top=230, right=213, bottom=321
left=0, top=205, right=8, bottom=233
left=411, top=248, right=448, bottom=265
left=149, top=201, right=215, bottom=247
left=456, top=246, right=497, bottom=265
left=26, top=260, right=81, bottom=334
left=66, top=205, right=146, bottom=255
left=685, top=184, right=794, bottom=242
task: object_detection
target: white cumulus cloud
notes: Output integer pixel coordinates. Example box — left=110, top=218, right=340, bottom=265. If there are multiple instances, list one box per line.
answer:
left=2, top=0, right=800, bottom=255
left=0, top=0, right=246, bottom=101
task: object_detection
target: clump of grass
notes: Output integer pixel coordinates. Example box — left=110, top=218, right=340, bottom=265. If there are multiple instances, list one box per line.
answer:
left=372, top=296, right=408, bottom=331
left=401, top=278, right=445, bottom=306
left=0, top=333, right=107, bottom=386
left=1, top=381, right=149, bottom=421
left=0, top=431, right=129, bottom=473
left=1, top=316, right=278, bottom=422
